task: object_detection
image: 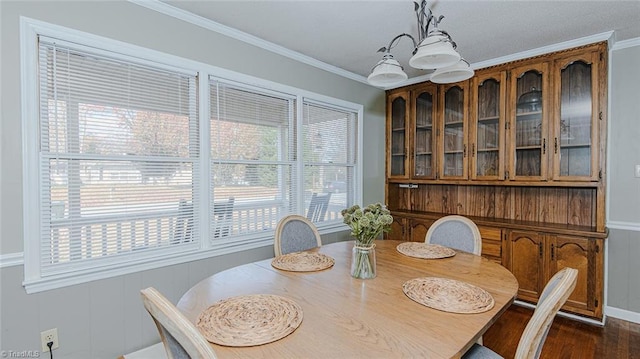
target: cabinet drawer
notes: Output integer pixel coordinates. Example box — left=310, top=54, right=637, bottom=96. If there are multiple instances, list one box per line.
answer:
left=479, top=226, right=501, bottom=240
left=479, top=226, right=502, bottom=259
left=482, top=239, right=502, bottom=258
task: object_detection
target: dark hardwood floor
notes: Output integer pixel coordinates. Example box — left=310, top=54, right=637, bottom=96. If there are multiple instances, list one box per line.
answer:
left=483, top=305, right=640, bottom=358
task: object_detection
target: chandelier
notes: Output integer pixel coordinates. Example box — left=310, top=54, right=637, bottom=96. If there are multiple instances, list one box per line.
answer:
left=367, top=0, right=474, bottom=87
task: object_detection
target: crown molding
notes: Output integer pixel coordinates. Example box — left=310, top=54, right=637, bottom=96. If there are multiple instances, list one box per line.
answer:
left=612, top=37, right=640, bottom=51
left=128, top=0, right=369, bottom=85
left=472, top=31, right=615, bottom=71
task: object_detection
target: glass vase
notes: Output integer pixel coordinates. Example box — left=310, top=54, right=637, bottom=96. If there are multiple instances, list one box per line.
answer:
left=350, top=243, right=377, bottom=279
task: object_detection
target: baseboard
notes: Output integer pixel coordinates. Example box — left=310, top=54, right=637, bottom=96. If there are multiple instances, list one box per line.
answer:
left=605, top=306, right=640, bottom=324
left=513, top=300, right=605, bottom=326
left=122, top=342, right=166, bottom=359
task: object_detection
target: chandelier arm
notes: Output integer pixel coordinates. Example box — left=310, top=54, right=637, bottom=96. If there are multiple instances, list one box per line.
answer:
left=416, top=2, right=424, bottom=42
left=417, top=0, right=429, bottom=42
left=384, top=33, right=418, bottom=54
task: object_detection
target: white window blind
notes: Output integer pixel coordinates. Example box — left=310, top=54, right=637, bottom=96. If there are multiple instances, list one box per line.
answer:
left=210, top=78, right=296, bottom=239
left=38, top=36, right=200, bottom=275
left=302, top=101, right=357, bottom=222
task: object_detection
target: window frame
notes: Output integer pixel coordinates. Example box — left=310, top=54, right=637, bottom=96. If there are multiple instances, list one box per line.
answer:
left=20, top=17, right=363, bottom=293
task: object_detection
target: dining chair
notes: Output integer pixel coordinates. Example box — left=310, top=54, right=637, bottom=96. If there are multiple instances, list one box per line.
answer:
left=173, top=199, right=194, bottom=243
left=141, top=287, right=218, bottom=359
left=274, top=214, right=322, bottom=256
left=425, top=215, right=482, bottom=255
left=213, top=197, right=235, bottom=238
left=462, top=267, right=579, bottom=359
left=306, top=192, right=331, bottom=222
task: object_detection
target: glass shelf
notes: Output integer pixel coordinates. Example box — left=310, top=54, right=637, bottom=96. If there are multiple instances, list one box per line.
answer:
left=516, top=112, right=542, bottom=120
left=478, top=116, right=499, bottom=123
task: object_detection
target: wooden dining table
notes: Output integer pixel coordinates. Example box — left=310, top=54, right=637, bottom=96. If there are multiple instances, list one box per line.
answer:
left=178, top=240, right=519, bottom=359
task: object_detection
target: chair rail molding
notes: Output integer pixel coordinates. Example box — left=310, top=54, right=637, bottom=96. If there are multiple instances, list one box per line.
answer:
left=607, top=221, right=640, bottom=232
left=0, top=252, right=24, bottom=268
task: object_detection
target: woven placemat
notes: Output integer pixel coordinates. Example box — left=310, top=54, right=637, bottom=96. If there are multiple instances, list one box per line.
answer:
left=271, top=252, right=335, bottom=272
left=196, top=294, right=303, bottom=347
left=396, top=242, right=456, bottom=259
left=402, top=277, right=495, bottom=314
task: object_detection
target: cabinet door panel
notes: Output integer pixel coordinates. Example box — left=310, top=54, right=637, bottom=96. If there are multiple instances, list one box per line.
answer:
left=438, top=83, right=469, bottom=180
left=552, top=50, right=600, bottom=181
left=387, top=91, right=410, bottom=178
left=386, top=216, right=405, bottom=240
left=550, top=235, right=601, bottom=316
left=412, top=84, right=438, bottom=179
left=508, top=63, right=549, bottom=181
left=409, top=219, right=432, bottom=242
left=471, top=71, right=506, bottom=180
left=506, top=230, right=544, bottom=302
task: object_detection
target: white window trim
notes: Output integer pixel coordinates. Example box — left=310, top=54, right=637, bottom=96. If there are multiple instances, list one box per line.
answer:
left=20, top=17, right=363, bottom=293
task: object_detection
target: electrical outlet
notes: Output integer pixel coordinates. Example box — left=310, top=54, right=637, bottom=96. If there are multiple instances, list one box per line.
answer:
left=40, top=328, right=59, bottom=352
left=635, top=164, right=640, bottom=178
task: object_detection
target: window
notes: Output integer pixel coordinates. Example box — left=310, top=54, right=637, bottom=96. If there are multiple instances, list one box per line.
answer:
left=21, top=19, right=362, bottom=292
left=302, top=101, right=357, bottom=222
left=33, top=36, right=200, bottom=279
left=209, top=79, right=296, bottom=240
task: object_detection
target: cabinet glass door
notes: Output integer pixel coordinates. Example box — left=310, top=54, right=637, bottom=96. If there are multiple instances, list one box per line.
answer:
left=440, top=84, right=468, bottom=179
left=413, top=85, right=437, bottom=179
left=554, top=52, right=599, bottom=181
left=510, top=64, right=548, bottom=180
left=388, top=93, right=408, bottom=177
left=472, top=72, right=505, bottom=180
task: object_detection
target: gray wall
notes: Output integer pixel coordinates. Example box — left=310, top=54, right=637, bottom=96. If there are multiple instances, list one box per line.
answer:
left=606, top=44, right=640, bottom=315
left=0, top=1, right=384, bottom=358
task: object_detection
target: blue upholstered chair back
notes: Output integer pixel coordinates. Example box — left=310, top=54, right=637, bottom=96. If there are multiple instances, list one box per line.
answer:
left=274, top=215, right=322, bottom=256
left=425, top=215, right=482, bottom=255
left=160, top=327, right=191, bottom=359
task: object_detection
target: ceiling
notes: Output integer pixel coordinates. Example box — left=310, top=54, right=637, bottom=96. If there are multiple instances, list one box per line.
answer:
left=159, top=0, right=640, bottom=87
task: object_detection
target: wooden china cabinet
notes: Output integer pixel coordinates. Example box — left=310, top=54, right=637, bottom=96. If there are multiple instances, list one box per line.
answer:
left=384, top=42, right=607, bottom=321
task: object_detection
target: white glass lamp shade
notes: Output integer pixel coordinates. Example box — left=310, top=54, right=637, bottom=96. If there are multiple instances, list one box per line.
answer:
left=367, top=55, right=408, bottom=87
left=429, top=59, right=474, bottom=84
left=409, top=34, right=461, bottom=70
